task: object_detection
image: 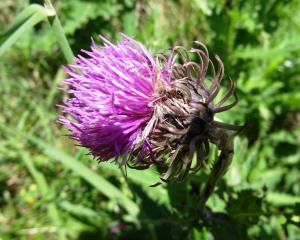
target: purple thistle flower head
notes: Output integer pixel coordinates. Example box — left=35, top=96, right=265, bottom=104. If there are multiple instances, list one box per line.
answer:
left=59, top=34, right=168, bottom=161
left=59, top=34, right=241, bottom=183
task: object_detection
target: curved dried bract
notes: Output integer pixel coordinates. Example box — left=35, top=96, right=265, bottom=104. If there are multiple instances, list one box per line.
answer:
left=127, top=41, right=241, bottom=183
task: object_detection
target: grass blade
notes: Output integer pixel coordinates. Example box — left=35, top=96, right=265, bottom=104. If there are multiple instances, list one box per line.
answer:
left=21, top=152, right=67, bottom=240
left=46, top=68, right=65, bottom=106
left=48, top=16, right=74, bottom=63
left=0, top=124, right=139, bottom=217
left=45, top=0, right=74, bottom=63
left=0, top=1, right=74, bottom=63
left=101, top=163, right=170, bottom=207
left=0, top=12, right=48, bottom=56
left=0, top=4, right=53, bottom=36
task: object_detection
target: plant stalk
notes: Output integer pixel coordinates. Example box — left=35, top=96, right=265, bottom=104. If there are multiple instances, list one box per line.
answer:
left=44, top=0, right=74, bottom=63
left=198, top=128, right=234, bottom=212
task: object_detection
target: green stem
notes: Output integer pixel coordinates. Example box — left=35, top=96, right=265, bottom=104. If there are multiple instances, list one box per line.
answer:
left=45, top=0, right=74, bottom=63
left=198, top=148, right=233, bottom=212
left=198, top=129, right=235, bottom=212
left=49, top=16, right=74, bottom=63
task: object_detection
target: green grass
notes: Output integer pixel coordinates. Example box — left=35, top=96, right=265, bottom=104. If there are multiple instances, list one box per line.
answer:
left=0, top=0, right=300, bottom=239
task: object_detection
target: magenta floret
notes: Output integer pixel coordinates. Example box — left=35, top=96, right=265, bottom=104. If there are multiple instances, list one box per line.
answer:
left=59, top=34, right=165, bottom=160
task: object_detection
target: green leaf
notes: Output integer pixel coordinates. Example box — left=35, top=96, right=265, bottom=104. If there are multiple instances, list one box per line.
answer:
left=266, top=192, right=300, bottom=206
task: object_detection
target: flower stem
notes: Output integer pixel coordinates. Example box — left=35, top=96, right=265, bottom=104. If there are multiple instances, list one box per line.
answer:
left=198, top=129, right=234, bottom=212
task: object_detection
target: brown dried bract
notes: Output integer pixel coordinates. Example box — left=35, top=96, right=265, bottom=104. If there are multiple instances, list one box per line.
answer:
left=125, top=42, right=243, bottom=184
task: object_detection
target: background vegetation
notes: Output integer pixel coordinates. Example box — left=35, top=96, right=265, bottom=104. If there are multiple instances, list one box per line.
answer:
left=1, top=0, right=300, bottom=239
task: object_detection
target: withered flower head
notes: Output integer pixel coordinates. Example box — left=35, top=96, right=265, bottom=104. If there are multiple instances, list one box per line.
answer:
left=59, top=34, right=240, bottom=184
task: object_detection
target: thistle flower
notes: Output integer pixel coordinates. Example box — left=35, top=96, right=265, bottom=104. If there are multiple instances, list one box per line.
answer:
left=59, top=34, right=162, bottom=161
left=59, top=34, right=241, bottom=184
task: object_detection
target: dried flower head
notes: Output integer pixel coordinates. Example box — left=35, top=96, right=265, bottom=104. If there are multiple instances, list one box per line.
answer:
left=59, top=34, right=241, bottom=184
